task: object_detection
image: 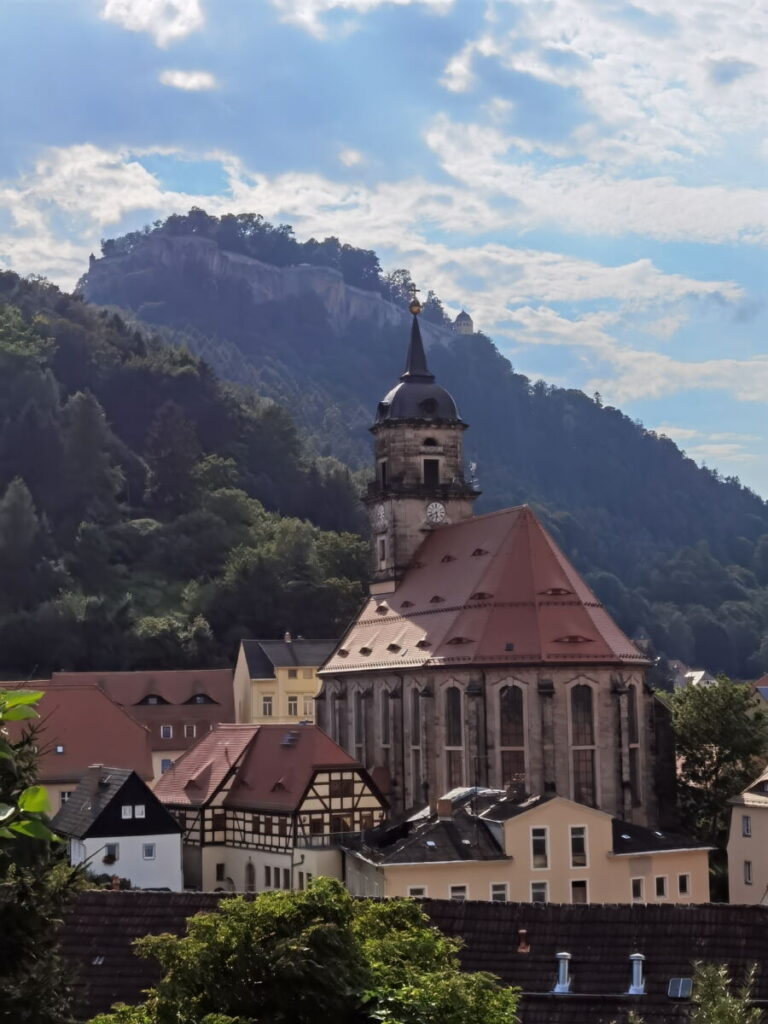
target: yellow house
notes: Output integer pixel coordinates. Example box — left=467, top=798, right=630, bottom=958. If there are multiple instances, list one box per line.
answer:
left=344, top=793, right=711, bottom=904
left=727, top=765, right=768, bottom=904
left=233, top=635, right=336, bottom=725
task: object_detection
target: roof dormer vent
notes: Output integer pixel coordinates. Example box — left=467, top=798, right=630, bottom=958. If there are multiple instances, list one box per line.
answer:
left=446, top=636, right=471, bottom=645
left=416, top=639, right=431, bottom=649
left=441, top=554, right=456, bottom=563
left=376, top=603, right=389, bottom=615
left=429, top=595, right=444, bottom=604
left=401, top=600, right=414, bottom=608
left=387, top=643, right=401, bottom=653
left=540, top=587, right=573, bottom=596
left=359, top=646, right=372, bottom=656
left=628, top=953, right=645, bottom=996
left=553, top=952, right=572, bottom=995
left=337, top=648, right=349, bottom=658
left=471, top=548, right=489, bottom=557
left=470, top=591, right=493, bottom=601
left=554, top=635, right=592, bottom=644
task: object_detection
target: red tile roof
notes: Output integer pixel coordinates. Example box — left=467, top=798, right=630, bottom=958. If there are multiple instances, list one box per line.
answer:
left=153, top=723, right=360, bottom=813
left=8, top=684, right=154, bottom=783
left=322, top=505, right=645, bottom=674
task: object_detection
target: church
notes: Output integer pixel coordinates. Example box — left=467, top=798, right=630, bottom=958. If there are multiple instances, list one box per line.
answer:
left=317, top=300, right=666, bottom=827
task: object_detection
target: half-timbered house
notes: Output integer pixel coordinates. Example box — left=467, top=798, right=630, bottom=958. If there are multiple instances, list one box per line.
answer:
left=152, top=722, right=387, bottom=892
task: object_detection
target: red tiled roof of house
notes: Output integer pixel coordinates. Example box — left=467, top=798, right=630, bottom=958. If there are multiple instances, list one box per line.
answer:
left=7, top=684, right=153, bottom=783
left=153, top=723, right=359, bottom=813
left=322, top=505, right=645, bottom=674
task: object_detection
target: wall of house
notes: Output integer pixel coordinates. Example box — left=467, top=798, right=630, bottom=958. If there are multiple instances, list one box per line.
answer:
left=727, top=801, right=766, bottom=904
left=150, top=749, right=184, bottom=783
left=344, top=852, right=385, bottom=897
left=197, top=844, right=342, bottom=892
left=74, top=833, right=183, bottom=890
left=249, top=666, right=321, bottom=725
left=233, top=646, right=252, bottom=723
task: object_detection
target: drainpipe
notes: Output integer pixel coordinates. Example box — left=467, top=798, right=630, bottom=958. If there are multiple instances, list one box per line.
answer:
left=553, top=952, right=572, bottom=994
left=628, top=952, right=645, bottom=995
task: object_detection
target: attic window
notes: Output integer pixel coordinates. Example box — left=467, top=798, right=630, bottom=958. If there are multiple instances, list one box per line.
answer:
left=387, top=643, right=402, bottom=653
left=441, top=555, right=456, bottom=563
left=554, top=635, right=593, bottom=644
left=505, top=643, right=515, bottom=652
left=337, top=648, right=349, bottom=658
left=447, top=637, right=471, bottom=645
left=376, top=604, right=389, bottom=615
left=416, top=640, right=431, bottom=649
left=140, top=694, right=168, bottom=705
left=359, top=646, right=373, bottom=656
left=429, top=595, right=444, bottom=604
left=425, top=839, right=437, bottom=848
left=423, top=437, right=438, bottom=446
left=471, top=548, right=489, bottom=557
left=471, top=591, right=493, bottom=600
left=668, top=979, right=693, bottom=1000
left=401, top=600, right=414, bottom=608
left=55, top=744, right=65, bottom=754
left=281, top=731, right=299, bottom=747
left=187, top=693, right=214, bottom=705
left=540, top=587, right=573, bottom=596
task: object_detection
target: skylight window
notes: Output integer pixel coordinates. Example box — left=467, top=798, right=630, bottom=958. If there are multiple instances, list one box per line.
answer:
left=425, top=839, right=436, bottom=848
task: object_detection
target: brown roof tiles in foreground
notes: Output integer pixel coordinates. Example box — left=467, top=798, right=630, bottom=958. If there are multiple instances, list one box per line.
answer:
left=322, top=505, right=646, bottom=675
left=59, top=892, right=768, bottom=1023
left=153, top=723, right=360, bottom=813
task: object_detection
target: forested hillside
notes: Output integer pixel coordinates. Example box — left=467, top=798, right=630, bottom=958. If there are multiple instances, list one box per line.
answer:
left=79, top=211, right=768, bottom=679
left=0, top=271, right=368, bottom=676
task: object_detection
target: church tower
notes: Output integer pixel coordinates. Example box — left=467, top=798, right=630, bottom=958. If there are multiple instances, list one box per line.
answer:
left=364, top=299, right=478, bottom=593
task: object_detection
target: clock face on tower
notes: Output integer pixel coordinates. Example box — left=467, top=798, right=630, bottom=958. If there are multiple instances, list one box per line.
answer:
left=374, top=503, right=387, bottom=531
left=425, top=501, right=446, bottom=524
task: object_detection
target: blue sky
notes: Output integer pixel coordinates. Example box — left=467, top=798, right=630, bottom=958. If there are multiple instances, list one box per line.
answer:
left=1, top=0, right=767, bottom=494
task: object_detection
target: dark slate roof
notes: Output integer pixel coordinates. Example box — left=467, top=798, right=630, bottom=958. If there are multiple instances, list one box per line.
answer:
left=241, top=639, right=336, bottom=679
left=374, top=315, right=461, bottom=424
left=349, top=808, right=506, bottom=865
left=611, top=818, right=711, bottom=855
left=59, top=892, right=768, bottom=1024
left=53, top=767, right=133, bottom=838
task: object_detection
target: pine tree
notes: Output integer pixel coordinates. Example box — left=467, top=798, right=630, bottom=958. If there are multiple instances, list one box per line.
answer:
left=144, top=401, right=201, bottom=514
left=60, top=391, right=124, bottom=533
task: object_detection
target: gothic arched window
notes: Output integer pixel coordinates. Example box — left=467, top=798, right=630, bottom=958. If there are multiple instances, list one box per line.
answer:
left=245, top=861, right=255, bottom=892
left=445, top=686, right=464, bottom=789
left=354, top=691, right=364, bottom=763
left=499, top=685, right=526, bottom=790
left=627, top=683, right=641, bottom=806
left=410, top=688, right=422, bottom=804
left=570, top=684, right=597, bottom=806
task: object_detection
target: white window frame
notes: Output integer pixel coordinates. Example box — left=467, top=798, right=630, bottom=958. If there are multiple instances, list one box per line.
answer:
left=570, top=879, right=588, bottom=904
left=134, top=804, right=146, bottom=819
left=490, top=882, right=508, bottom=902
left=408, top=886, right=427, bottom=898
left=449, top=884, right=467, bottom=902
left=262, top=695, right=273, bottom=717
left=60, top=791, right=73, bottom=806
left=530, top=881, right=548, bottom=903
left=744, top=860, right=753, bottom=885
left=742, top=814, right=752, bottom=838
left=288, top=669, right=298, bottom=680
left=678, top=873, right=690, bottom=896
left=302, top=696, right=314, bottom=717
left=569, top=824, right=588, bottom=868
left=654, top=875, right=668, bottom=899
left=288, top=695, right=298, bottom=717
left=184, top=723, right=196, bottom=739
left=160, top=724, right=173, bottom=739
left=160, top=758, right=172, bottom=773
left=530, top=825, right=549, bottom=870
left=105, top=843, right=119, bottom=861
left=631, top=877, right=644, bottom=902
left=142, top=843, right=156, bottom=860
left=121, top=805, right=133, bottom=819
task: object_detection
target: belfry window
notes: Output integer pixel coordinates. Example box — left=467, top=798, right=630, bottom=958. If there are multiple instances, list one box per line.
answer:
left=499, top=685, right=526, bottom=791
left=410, top=689, right=423, bottom=805
left=627, top=683, right=641, bottom=806
left=423, top=459, right=440, bottom=486
left=571, top=684, right=597, bottom=806
left=379, top=459, right=388, bottom=488
left=378, top=537, right=387, bottom=567
left=445, top=686, right=464, bottom=789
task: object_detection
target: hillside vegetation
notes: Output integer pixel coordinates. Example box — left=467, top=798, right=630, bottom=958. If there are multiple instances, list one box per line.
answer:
left=0, top=271, right=367, bottom=676
left=80, top=211, right=768, bottom=679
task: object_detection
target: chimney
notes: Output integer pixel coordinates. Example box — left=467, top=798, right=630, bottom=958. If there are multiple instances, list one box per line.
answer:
left=553, top=952, right=572, bottom=994
left=517, top=929, right=530, bottom=954
left=628, top=952, right=645, bottom=995
left=284, top=631, right=292, bottom=643
left=436, top=798, right=453, bottom=820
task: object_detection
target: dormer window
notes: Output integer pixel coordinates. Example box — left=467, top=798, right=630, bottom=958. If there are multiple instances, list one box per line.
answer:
left=337, top=648, right=349, bottom=658
left=387, top=643, right=402, bottom=653
left=470, top=591, right=493, bottom=600
left=139, top=694, right=168, bottom=706
left=429, top=595, right=444, bottom=604
left=375, top=603, right=389, bottom=614
left=447, top=636, right=471, bottom=645
left=420, top=398, right=437, bottom=416
left=554, top=635, right=593, bottom=644
left=540, top=587, right=573, bottom=596
left=186, top=693, right=214, bottom=705
left=416, top=639, right=431, bottom=649
left=471, top=548, right=489, bottom=557
left=401, top=600, right=414, bottom=608
left=440, top=554, right=456, bottom=563
left=359, top=646, right=372, bottom=656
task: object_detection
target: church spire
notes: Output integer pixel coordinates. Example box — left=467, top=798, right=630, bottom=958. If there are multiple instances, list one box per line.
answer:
left=401, top=311, right=434, bottom=382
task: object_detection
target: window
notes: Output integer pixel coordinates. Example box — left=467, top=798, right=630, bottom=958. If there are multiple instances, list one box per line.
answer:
left=245, top=862, right=255, bottom=892
left=288, top=695, right=298, bottom=717
left=631, top=878, right=644, bottom=901
left=147, top=696, right=160, bottom=705
left=329, top=778, right=354, bottom=798
left=160, top=758, right=172, bottom=773
left=160, top=724, right=173, bottom=739
left=379, top=459, right=388, bottom=488
left=378, top=537, right=387, bottom=566
left=55, top=744, right=65, bottom=754
left=450, top=885, right=467, bottom=902
left=531, top=827, right=548, bottom=869
left=215, top=863, right=225, bottom=882
left=306, top=873, right=313, bottom=885
left=408, top=886, right=427, bottom=898
left=744, top=860, right=753, bottom=885
left=491, top=883, right=508, bottom=902
left=184, top=724, right=196, bottom=739
left=571, top=880, right=587, bottom=904
left=423, top=458, right=440, bottom=485
left=742, top=814, right=752, bottom=837
left=627, top=684, right=641, bottom=806
left=410, top=688, right=424, bottom=804
left=142, top=843, right=156, bottom=860
left=283, top=868, right=290, bottom=890
left=570, top=826, right=587, bottom=868
left=192, top=694, right=209, bottom=704
left=298, top=871, right=305, bottom=890
left=303, top=669, right=313, bottom=679
left=288, top=669, right=298, bottom=679
left=278, top=818, right=288, bottom=837
left=530, top=881, right=547, bottom=903
left=354, top=690, right=364, bottom=762
left=104, top=843, right=119, bottom=861
left=264, top=865, right=271, bottom=887
left=134, top=804, right=145, bottom=819
left=262, top=695, right=273, bottom=717
left=445, top=686, right=464, bottom=790
left=303, top=696, right=314, bottom=718
left=381, top=689, right=390, bottom=747
left=678, top=873, right=690, bottom=896
left=655, top=876, right=667, bottom=898
left=121, top=805, right=133, bottom=819
left=570, top=684, right=597, bottom=806
left=60, top=791, right=72, bottom=806
left=499, top=685, right=526, bottom=790
left=212, top=810, right=226, bottom=831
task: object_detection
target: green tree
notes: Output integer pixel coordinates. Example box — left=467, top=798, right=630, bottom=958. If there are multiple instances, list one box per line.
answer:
left=60, top=391, right=124, bottom=533
left=144, top=401, right=201, bottom=514
left=690, top=963, right=763, bottom=1024
left=670, top=679, right=768, bottom=847
left=0, top=477, right=61, bottom=612
left=89, top=879, right=519, bottom=1024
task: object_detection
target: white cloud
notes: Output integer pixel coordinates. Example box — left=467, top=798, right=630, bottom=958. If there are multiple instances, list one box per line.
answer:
left=686, top=443, right=757, bottom=463
left=269, top=0, right=452, bottom=38
left=101, top=0, right=204, bottom=47
left=159, top=70, right=218, bottom=91
left=338, top=148, right=363, bottom=167
left=653, top=425, right=699, bottom=441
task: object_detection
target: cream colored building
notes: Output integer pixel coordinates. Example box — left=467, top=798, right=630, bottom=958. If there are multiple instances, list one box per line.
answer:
left=727, top=766, right=768, bottom=904
left=233, top=636, right=335, bottom=725
left=345, top=793, right=711, bottom=904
